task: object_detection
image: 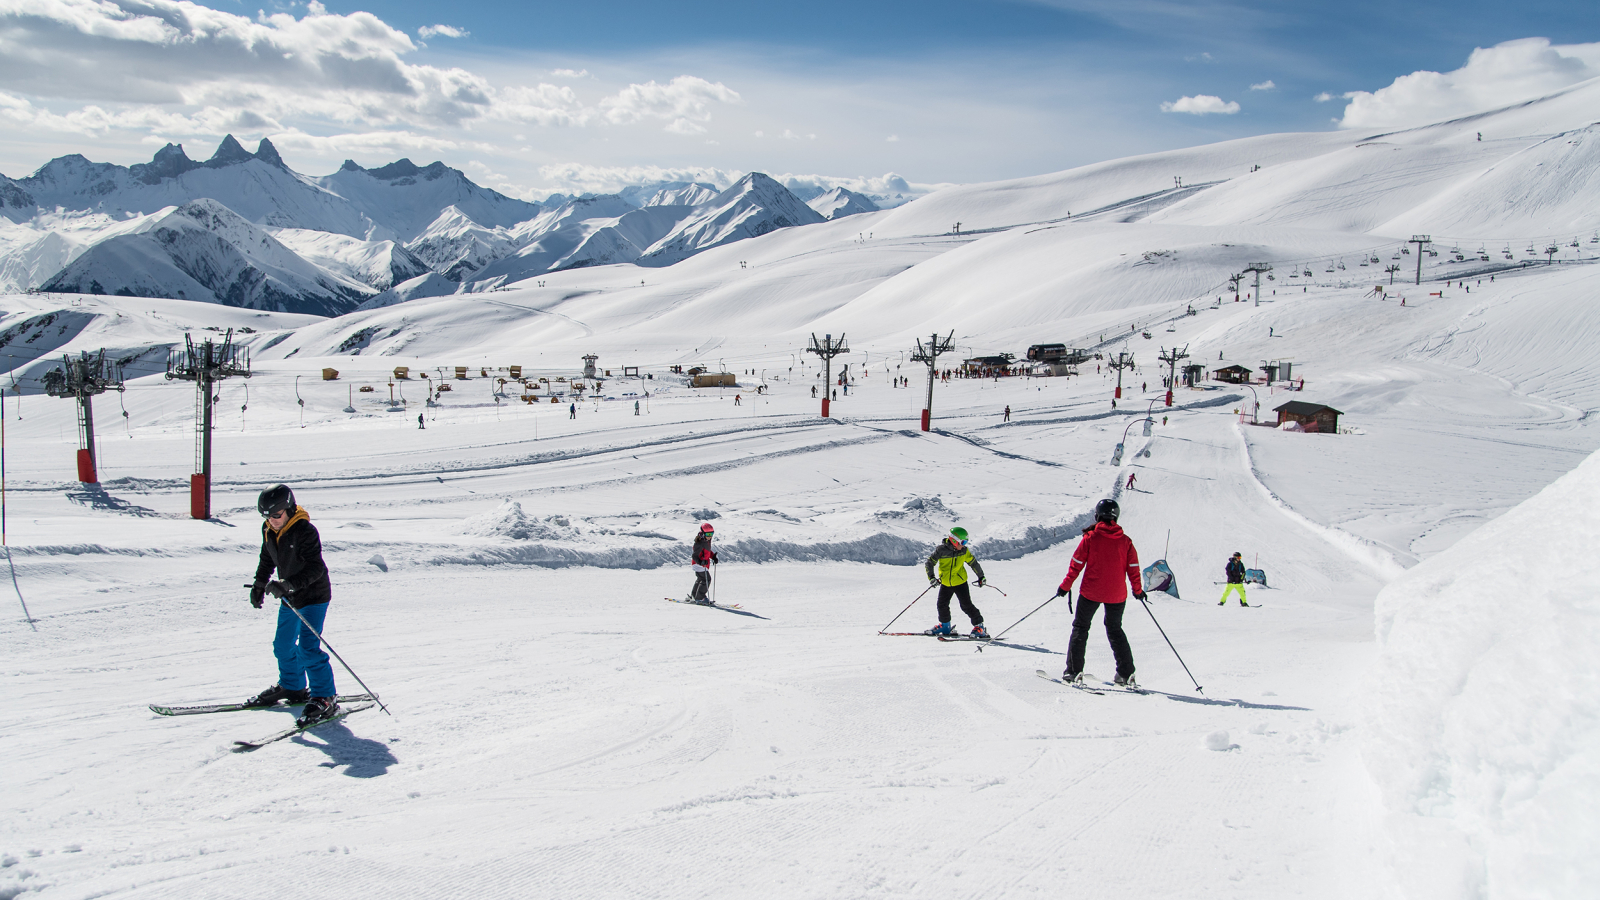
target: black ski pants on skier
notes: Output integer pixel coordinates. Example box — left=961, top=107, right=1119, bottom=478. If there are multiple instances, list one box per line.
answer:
left=690, top=569, right=711, bottom=601
left=1065, top=598, right=1134, bottom=680
left=937, top=582, right=983, bottom=625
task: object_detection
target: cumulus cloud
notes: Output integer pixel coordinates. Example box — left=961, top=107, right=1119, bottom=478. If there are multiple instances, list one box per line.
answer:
left=0, top=1, right=739, bottom=140
left=1314, top=91, right=1336, bottom=102
left=1249, top=80, right=1275, bottom=91
left=418, top=24, right=468, bottom=40
left=550, top=69, right=590, bottom=79
left=1338, top=38, right=1600, bottom=129
left=1160, top=94, right=1240, bottom=115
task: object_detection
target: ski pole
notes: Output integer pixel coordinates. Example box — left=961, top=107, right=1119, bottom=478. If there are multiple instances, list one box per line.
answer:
left=980, top=582, right=1008, bottom=597
left=879, top=583, right=937, bottom=633
left=975, top=592, right=1058, bottom=652
left=1137, top=594, right=1203, bottom=693
left=246, top=585, right=391, bottom=715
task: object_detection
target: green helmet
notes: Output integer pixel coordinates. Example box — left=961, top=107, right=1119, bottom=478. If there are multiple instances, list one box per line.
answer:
left=950, top=526, right=969, bottom=542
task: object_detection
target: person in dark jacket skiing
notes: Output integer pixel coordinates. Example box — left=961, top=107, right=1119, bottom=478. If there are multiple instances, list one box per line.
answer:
left=689, top=523, right=718, bottom=603
left=1055, top=499, right=1144, bottom=685
left=1219, top=552, right=1249, bottom=606
left=246, top=484, right=339, bottom=726
left=924, top=527, right=987, bottom=638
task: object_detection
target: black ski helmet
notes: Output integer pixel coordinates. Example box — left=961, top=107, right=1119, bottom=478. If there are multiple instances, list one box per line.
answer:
left=258, top=484, right=295, bottom=517
left=1094, top=498, right=1120, bottom=523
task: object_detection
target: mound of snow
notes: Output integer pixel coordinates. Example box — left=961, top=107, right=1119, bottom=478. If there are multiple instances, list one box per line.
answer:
left=1365, top=447, right=1600, bottom=899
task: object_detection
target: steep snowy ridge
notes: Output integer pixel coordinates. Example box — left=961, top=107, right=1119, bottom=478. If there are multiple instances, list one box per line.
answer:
left=404, top=207, right=520, bottom=282
left=313, top=159, right=542, bottom=243
left=641, top=183, right=720, bottom=207
left=41, top=199, right=372, bottom=316
left=808, top=186, right=880, bottom=220
left=270, top=228, right=431, bottom=291
left=640, top=172, right=826, bottom=266
left=471, top=195, right=658, bottom=284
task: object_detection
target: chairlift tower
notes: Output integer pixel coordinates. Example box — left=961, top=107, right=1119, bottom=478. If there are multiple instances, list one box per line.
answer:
left=166, top=330, right=251, bottom=519
left=1227, top=273, right=1243, bottom=302
left=910, top=331, right=955, bottom=431
left=1157, top=344, right=1188, bottom=407
left=1108, top=349, right=1136, bottom=400
left=1241, top=263, right=1272, bottom=307
left=41, top=349, right=124, bottom=484
left=1385, top=264, right=1401, bottom=285
left=806, top=333, right=849, bottom=417
left=1409, top=235, right=1431, bottom=284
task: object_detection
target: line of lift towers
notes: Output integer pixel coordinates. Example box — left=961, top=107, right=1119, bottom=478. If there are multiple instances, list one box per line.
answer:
left=42, top=330, right=249, bottom=520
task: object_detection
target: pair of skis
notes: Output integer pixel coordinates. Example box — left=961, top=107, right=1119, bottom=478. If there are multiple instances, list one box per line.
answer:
left=880, top=631, right=992, bottom=642
left=666, top=596, right=743, bottom=610
left=150, top=694, right=378, bottom=750
left=1034, top=669, right=1148, bottom=696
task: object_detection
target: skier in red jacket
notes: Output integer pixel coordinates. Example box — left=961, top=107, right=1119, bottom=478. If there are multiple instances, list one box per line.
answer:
left=1055, top=499, right=1144, bottom=686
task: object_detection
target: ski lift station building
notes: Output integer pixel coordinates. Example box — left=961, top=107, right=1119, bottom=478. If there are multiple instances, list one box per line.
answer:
left=1212, top=364, right=1253, bottom=384
left=1274, top=401, right=1342, bottom=433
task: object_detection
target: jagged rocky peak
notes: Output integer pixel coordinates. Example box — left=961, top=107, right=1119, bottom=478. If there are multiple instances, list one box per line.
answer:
left=135, top=143, right=198, bottom=184
left=208, top=134, right=254, bottom=166
left=253, top=138, right=285, bottom=168
left=339, top=158, right=454, bottom=182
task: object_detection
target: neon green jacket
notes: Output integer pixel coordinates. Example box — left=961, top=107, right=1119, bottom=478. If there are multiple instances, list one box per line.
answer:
left=925, top=542, right=985, bottom=587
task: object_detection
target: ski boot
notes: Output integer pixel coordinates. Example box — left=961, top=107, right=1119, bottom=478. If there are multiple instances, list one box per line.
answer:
left=1062, top=671, right=1084, bottom=684
left=970, top=624, right=989, bottom=640
left=296, top=697, right=340, bottom=728
left=1114, top=673, right=1138, bottom=688
left=925, top=621, right=954, bottom=636
left=245, top=684, right=310, bottom=708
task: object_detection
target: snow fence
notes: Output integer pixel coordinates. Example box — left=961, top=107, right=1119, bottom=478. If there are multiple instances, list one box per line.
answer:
left=1365, top=448, right=1600, bottom=900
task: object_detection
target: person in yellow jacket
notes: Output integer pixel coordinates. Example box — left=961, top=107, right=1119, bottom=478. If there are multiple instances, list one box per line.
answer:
left=924, top=526, right=988, bottom=637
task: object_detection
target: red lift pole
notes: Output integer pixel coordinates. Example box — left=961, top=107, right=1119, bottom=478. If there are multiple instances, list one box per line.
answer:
left=911, top=331, right=955, bottom=431
left=42, top=350, right=124, bottom=483
left=806, top=333, right=848, bottom=418
left=166, top=330, right=251, bottom=519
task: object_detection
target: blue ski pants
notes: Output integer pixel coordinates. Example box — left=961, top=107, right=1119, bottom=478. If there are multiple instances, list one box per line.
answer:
left=274, top=601, right=336, bottom=697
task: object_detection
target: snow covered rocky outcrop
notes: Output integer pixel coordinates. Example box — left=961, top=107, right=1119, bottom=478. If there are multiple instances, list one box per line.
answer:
left=639, top=173, right=826, bottom=266
left=1365, top=448, right=1600, bottom=899
left=808, top=187, right=880, bottom=220
left=40, top=199, right=372, bottom=316
left=269, top=228, right=431, bottom=291
left=313, top=159, right=541, bottom=242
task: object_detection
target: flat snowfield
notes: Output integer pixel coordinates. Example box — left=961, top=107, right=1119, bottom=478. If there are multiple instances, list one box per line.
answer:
left=6, top=267, right=1596, bottom=898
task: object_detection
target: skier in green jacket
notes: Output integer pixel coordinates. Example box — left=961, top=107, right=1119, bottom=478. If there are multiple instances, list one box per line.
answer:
left=924, top=526, right=988, bottom=638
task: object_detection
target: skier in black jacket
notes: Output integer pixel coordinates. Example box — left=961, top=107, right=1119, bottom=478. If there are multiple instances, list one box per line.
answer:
left=246, top=484, right=339, bottom=725
left=688, top=523, right=718, bottom=603
left=1219, top=551, right=1249, bottom=607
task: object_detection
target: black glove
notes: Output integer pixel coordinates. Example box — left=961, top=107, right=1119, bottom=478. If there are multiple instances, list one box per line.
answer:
left=711, top=553, right=719, bottom=565
left=977, top=578, right=986, bottom=588
left=265, top=581, right=290, bottom=600
left=1134, top=591, right=1147, bottom=602
left=929, top=578, right=939, bottom=587
left=250, top=582, right=266, bottom=609
left=1055, top=587, right=1069, bottom=599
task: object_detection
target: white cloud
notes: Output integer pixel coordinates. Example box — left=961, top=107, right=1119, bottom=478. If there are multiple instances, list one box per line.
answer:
left=1249, top=80, right=1275, bottom=91
left=1160, top=94, right=1240, bottom=115
left=550, top=69, right=590, bottom=79
left=1314, top=91, right=1336, bottom=102
left=600, top=76, right=741, bottom=129
left=418, top=24, right=468, bottom=40
left=886, top=134, right=899, bottom=142
left=1338, top=38, right=1600, bottom=129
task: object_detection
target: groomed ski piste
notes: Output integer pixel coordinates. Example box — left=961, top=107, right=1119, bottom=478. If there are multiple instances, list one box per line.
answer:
left=4, top=79, right=1600, bottom=900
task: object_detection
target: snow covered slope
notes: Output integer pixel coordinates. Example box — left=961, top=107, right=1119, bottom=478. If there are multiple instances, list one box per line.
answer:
left=808, top=186, right=880, bottom=219
left=639, top=173, right=826, bottom=266
left=40, top=200, right=373, bottom=316
left=403, top=207, right=521, bottom=282
left=1366, top=446, right=1600, bottom=900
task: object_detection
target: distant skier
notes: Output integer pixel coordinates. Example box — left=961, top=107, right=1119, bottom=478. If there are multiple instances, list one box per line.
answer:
left=1003, top=405, right=1011, bottom=422
left=812, top=385, right=818, bottom=398
left=1055, top=499, right=1143, bottom=686
left=1219, top=552, right=1249, bottom=607
left=923, top=527, right=987, bottom=638
left=417, top=412, right=425, bottom=429
left=246, top=484, right=339, bottom=727
left=569, top=402, right=577, bottom=419
left=688, top=523, right=718, bottom=603
left=634, top=400, right=641, bottom=415
left=1126, top=472, right=1136, bottom=490
left=735, top=394, right=742, bottom=406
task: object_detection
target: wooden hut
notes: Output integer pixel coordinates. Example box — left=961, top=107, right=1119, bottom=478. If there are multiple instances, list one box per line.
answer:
left=1274, top=401, right=1342, bottom=433
left=1212, top=364, right=1253, bottom=384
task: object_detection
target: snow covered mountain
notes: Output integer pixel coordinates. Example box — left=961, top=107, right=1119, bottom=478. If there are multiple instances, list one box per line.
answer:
left=638, top=173, right=826, bottom=266
left=470, top=195, right=695, bottom=284
left=403, top=207, right=522, bottom=282
left=313, top=159, right=541, bottom=242
left=808, top=187, right=880, bottom=220
left=40, top=199, right=372, bottom=316
left=269, top=228, right=431, bottom=291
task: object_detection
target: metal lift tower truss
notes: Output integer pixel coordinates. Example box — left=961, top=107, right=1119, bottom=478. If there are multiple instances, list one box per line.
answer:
left=166, top=330, right=251, bottom=519
left=1157, top=344, right=1189, bottom=406
left=42, top=349, right=125, bottom=484
left=910, top=331, right=956, bottom=431
left=806, top=333, right=849, bottom=418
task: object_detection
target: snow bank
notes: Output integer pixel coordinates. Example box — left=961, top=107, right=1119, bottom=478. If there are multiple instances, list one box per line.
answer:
left=1365, top=448, right=1600, bottom=899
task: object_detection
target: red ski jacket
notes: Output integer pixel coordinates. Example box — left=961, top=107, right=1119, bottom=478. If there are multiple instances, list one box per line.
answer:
left=1059, top=522, right=1142, bottom=603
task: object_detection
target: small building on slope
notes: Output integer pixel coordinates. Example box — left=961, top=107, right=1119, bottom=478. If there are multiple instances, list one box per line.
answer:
left=1274, top=401, right=1342, bottom=433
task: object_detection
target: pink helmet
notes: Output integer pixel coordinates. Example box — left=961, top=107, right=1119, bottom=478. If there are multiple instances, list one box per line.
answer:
left=700, top=523, right=715, bottom=534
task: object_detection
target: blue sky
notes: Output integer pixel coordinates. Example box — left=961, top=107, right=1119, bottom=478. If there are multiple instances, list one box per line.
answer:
left=2, top=0, right=1599, bottom=198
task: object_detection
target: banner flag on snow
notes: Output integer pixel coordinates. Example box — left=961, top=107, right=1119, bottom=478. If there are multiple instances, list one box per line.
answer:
left=1142, top=560, right=1179, bottom=598
left=1245, top=568, right=1268, bottom=586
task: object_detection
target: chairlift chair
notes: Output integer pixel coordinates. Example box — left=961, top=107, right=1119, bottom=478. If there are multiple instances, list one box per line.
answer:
left=1369, top=255, right=1380, bottom=263
left=1337, top=259, right=1346, bottom=270
left=1325, top=263, right=1335, bottom=273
